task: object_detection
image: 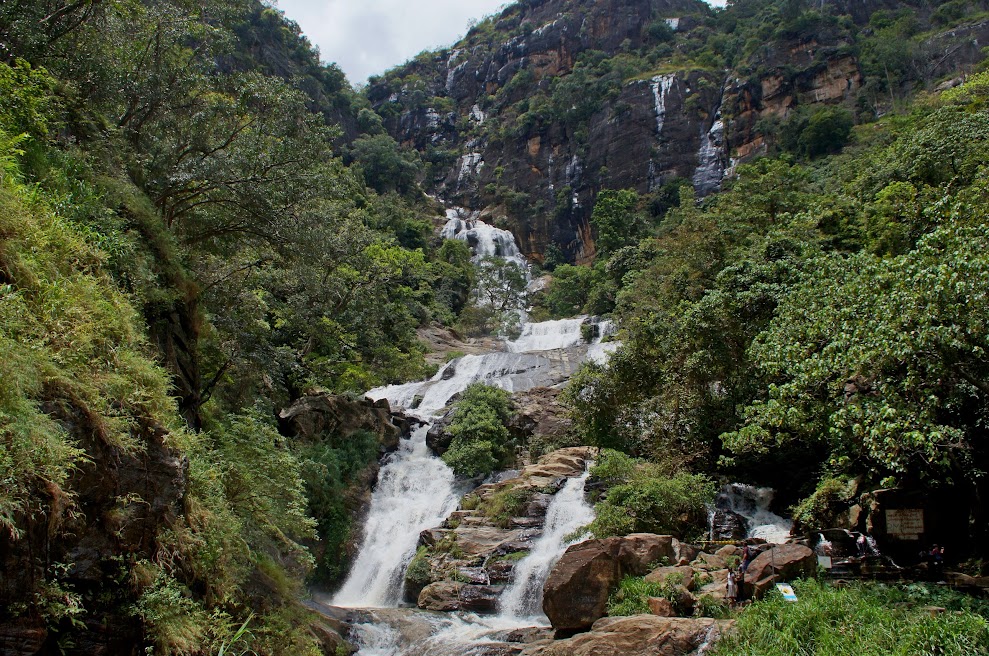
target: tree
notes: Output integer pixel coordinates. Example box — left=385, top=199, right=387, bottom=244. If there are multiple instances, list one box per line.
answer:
left=590, top=188, right=644, bottom=257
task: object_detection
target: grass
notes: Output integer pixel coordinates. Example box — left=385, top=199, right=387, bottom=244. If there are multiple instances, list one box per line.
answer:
left=711, top=579, right=989, bottom=656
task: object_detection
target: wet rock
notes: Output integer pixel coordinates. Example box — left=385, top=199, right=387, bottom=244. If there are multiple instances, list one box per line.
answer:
left=709, top=509, right=749, bottom=541
left=521, top=615, right=733, bottom=656
left=417, top=582, right=503, bottom=613
left=542, top=534, right=683, bottom=631
left=743, top=544, right=817, bottom=597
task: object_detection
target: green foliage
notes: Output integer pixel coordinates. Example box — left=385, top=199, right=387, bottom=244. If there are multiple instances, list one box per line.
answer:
left=589, top=449, right=638, bottom=486
left=724, top=205, right=989, bottom=482
left=589, top=469, right=716, bottom=540
left=404, top=546, right=434, bottom=589
left=481, top=487, right=535, bottom=528
left=607, top=575, right=667, bottom=616
left=590, top=189, right=645, bottom=257
left=791, top=477, right=857, bottom=532
left=298, top=430, right=378, bottom=583
left=442, top=384, right=515, bottom=477
left=349, top=133, right=422, bottom=195
left=711, top=580, right=989, bottom=656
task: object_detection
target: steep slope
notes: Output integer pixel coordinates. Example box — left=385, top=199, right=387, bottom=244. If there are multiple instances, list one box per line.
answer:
left=368, top=0, right=989, bottom=263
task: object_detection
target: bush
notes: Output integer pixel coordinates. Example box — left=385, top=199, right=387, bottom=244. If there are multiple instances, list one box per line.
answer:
left=481, top=487, right=535, bottom=528
left=441, top=384, right=516, bottom=477
left=588, top=471, right=716, bottom=540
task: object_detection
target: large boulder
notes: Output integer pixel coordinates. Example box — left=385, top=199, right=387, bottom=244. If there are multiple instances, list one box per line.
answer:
left=543, top=535, right=682, bottom=632
left=521, top=615, right=734, bottom=656
left=743, top=544, right=817, bottom=597
left=278, top=391, right=412, bottom=452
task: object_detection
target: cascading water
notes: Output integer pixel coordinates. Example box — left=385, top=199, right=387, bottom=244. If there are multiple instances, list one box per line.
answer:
left=498, top=470, right=595, bottom=621
left=333, top=425, right=462, bottom=607
left=329, top=206, right=621, bottom=653
left=712, top=483, right=793, bottom=544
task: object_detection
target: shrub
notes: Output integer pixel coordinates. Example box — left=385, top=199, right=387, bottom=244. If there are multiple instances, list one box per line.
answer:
left=441, top=384, right=516, bottom=477
left=481, top=487, right=535, bottom=528
left=588, top=471, right=716, bottom=540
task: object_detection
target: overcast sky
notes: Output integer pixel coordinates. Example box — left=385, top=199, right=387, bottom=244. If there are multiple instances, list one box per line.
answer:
left=275, top=0, right=726, bottom=86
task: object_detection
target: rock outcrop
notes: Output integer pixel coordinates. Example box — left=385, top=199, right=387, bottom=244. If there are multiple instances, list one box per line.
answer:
left=405, top=447, right=595, bottom=608
left=521, top=615, right=733, bottom=656
left=278, top=390, right=415, bottom=452
left=542, top=534, right=688, bottom=631
left=743, top=544, right=817, bottom=597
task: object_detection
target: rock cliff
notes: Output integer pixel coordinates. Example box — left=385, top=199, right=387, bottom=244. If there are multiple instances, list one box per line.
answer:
left=368, top=0, right=989, bottom=263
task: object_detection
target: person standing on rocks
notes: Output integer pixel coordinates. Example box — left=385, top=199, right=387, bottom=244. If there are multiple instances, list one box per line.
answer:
left=726, top=568, right=738, bottom=607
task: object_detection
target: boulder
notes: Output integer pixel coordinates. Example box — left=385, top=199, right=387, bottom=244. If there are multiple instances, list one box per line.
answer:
left=543, top=534, right=682, bottom=632
left=647, top=597, right=675, bottom=617
left=278, top=391, right=410, bottom=452
left=692, top=552, right=728, bottom=571
left=644, top=566, right=696, bottom=591
left=508, top=387, right=573, bottom=447
left=521, top=616, right=734, bottom=656
left=417, top=582, right=503, bottom=613
left=743, top=544, right=817, bottom=597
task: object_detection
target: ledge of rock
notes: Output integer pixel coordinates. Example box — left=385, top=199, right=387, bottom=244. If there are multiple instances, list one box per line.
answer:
left=521, top=615, right=734, bottom=656
left=418, top=581, right=503, bottom=613
left=278, top=391, right=414, bottom=452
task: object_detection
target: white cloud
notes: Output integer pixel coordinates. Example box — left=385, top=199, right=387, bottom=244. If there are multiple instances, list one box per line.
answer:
left=276, top=0, right=509, bottom=84
left=275, top=0, right=727, bottom=85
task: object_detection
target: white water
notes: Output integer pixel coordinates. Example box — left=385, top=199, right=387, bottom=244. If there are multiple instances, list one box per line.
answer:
left=332, top=425, right=462, bottom=607
left=651, top=73, right=676, bottom=137
left=505, top=317, right=586, bottom=353
left=716, top=483, right=792, bottom=544
left=441, top=210, right=527, bottom=269
left=335, top=206, right=621, bottom=653
left=693, top=116, right=726, bottom=195
left=498, top=470, right=595, bottom=621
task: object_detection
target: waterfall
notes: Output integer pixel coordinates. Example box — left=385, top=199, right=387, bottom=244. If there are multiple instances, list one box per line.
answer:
left=333, top=204, right=619, bottom=647
left=715, top=483, right=792, bottom=544
left=651, top=73, right=676, bottom=137
left=441, top=210, right=527, bottom=269
left=692, top=116, right=727, bottom=195
left=332, top=425, right=462, bottom=607
left=498, top=470, right=595, bottom=621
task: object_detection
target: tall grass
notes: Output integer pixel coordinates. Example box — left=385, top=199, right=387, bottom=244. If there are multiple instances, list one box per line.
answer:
left=711, top=579, right=989, bottom=656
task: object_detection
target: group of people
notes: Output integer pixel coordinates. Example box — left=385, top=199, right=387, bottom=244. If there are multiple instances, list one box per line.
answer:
left=725, top=544, right=754, bottom=607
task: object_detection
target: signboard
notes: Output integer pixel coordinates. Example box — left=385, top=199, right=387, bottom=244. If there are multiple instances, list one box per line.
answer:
left=818, top=556, right=833, bottom=569
left=886, top=509, right=924, bottom=540
left=776, top=583, right=798, bottom=602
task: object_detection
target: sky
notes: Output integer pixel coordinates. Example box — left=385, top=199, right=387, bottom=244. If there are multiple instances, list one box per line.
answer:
left=275, top=0, right=726, bottom=86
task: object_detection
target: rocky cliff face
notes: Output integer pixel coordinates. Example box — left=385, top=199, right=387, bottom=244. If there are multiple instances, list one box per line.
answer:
left=0, top=399, right=186, bottom=654
left=368, top=0, right=989, bottom=263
